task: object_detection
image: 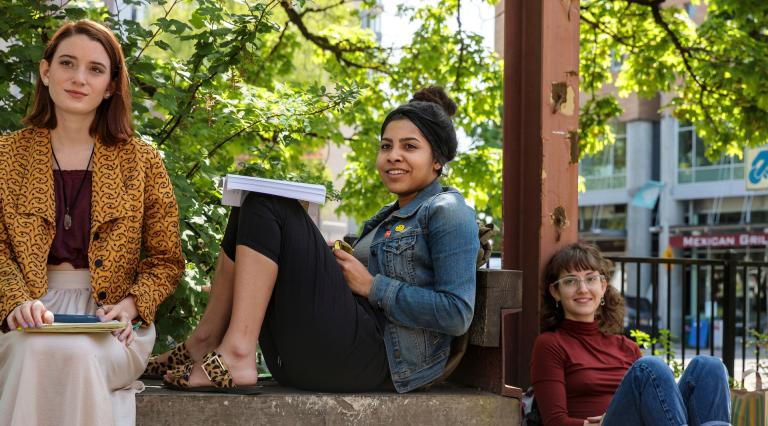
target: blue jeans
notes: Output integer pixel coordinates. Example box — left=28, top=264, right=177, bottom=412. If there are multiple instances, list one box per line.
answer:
left=602, top=356, right=731, bottom=426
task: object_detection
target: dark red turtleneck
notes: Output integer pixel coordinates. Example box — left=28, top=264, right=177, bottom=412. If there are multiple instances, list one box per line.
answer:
left=530, top=319, right=642, bottom=426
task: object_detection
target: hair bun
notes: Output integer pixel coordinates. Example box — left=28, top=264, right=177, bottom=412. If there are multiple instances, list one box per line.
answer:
left=411, top=86, right=457, bottom=117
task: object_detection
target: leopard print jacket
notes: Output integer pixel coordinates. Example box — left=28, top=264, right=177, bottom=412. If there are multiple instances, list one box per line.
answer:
left=0, top=128, right=184, bottom=327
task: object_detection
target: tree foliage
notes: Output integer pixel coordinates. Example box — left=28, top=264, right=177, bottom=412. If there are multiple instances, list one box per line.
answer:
left=580, top=0, right=768, bottom=160
left=0, top=0, right=501, bottom=350
left=3, top=0, right=766, bottom=349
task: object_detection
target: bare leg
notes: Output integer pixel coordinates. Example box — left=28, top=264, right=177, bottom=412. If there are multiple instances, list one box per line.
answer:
left=172, top=244, right=276, bottom=386
left=154, top=249, right=235, bottom=363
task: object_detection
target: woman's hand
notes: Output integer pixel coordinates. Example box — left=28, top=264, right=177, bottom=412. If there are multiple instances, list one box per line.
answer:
left=7, top=300, right=54, bottom=329
left=97, top=295, right=138, bottom=346
left=333, top=249, right=374, bottom=297
left=585, top=415, right=604, bottom=425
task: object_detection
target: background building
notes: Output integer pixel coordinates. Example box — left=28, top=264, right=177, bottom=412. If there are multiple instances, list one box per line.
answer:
left=494, top=0, right=768, bottom=338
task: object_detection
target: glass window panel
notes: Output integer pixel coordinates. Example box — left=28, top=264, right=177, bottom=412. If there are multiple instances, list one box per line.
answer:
left=614, top=136, right=626, bottom=174
left=615, top=122, right=627, bottom=137
left=678, top=128, right=693, bottom=169
left=695, top=134, right=711, bottom=167
left=580, top=122, right=627, bottom=184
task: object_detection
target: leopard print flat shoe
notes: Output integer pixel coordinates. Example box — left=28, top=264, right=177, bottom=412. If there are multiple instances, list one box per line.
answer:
left=141, top=342, right=193, bottom=380
left=163, top=351, right=261, bottom=395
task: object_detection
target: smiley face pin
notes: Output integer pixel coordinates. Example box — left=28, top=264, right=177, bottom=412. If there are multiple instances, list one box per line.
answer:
left=395, top=224, right=405, bottom=232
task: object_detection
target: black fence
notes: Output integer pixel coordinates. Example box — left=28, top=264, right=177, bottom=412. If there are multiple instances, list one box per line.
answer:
left=607, top=254, right=768, bottom=379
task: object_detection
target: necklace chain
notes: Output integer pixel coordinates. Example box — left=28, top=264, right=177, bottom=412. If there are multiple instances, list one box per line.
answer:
left=51, top=144, right=95, bottom=231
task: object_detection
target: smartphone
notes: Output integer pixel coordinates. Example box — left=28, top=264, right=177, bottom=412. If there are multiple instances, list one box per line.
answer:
left=53, top=314, right=102, bottom=323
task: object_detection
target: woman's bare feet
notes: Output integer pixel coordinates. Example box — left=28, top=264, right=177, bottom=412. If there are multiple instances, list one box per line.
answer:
left=148, top=331, right=218, bottom=373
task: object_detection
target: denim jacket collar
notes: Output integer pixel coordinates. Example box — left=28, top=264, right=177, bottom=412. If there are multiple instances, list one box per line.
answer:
left=392, top=178, right=444, bottom=219
left=362, top=179, right=445, bottom=236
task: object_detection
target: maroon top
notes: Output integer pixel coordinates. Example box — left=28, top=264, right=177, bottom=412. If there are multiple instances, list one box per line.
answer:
left=530, top=319, right=642, bottom=426
left=47, top=170, right=92, bottom=269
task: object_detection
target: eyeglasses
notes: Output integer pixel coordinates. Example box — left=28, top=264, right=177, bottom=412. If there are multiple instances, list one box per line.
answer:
left=551, top=274, right=605, bottom=291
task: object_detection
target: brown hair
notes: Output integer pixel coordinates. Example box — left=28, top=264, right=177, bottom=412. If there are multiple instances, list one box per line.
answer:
left=23, top=20, right=132, bottom=145
left=540, top=242, right=625, bottom=334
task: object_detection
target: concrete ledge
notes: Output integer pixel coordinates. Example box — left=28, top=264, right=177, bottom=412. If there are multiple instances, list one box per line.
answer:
left=137, top=380, right=520, bottom=425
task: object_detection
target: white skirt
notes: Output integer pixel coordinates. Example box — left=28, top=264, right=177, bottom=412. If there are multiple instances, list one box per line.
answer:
left=0, top=270, right=155, bottom=426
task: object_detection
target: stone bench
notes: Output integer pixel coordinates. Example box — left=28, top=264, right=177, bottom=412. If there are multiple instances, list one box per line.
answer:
left=137, top=380, right=521, bottom=425
left=137, top=268, right=524, bottom=425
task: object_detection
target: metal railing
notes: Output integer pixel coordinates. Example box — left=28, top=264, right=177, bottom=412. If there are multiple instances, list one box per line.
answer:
left=607, top=254, right=767, bottom=379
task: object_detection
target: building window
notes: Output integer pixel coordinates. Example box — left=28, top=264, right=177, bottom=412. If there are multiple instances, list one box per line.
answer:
left=579, top=205, right=627, bottom=232
left=610, top=49, right=623, bottom=73
left=580, top=122, right=626, bottom=191
left=684, top=2, right=697, bottom=19
left=677, top=123, right=744, bottom=183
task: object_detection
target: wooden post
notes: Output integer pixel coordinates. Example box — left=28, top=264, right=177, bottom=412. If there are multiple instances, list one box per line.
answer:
left=502, top=0, right=580, bottom=388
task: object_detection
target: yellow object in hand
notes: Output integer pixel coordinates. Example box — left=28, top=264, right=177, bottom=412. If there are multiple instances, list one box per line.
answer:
left=334, top=240, right=354, bottom=255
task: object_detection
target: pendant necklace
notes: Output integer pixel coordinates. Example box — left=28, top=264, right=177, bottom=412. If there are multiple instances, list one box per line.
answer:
left=51, top=144, right=95, bottom=231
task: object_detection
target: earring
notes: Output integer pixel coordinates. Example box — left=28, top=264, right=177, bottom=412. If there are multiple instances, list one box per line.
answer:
left=555, top=300, right=560, bottom=308
left=600, top=297, right=605, bottom=306
left=105, top=92, right=111, bottom=98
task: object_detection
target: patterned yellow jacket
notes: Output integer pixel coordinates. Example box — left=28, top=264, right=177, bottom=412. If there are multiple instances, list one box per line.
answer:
left=0, top=127, right=184, bottom=326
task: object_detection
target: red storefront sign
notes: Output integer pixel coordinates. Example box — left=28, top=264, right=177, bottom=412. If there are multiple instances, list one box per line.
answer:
left=669, top=232, right=768, bottom=248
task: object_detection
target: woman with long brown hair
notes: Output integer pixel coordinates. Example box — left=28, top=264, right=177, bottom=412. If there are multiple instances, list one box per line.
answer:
left=0, top=20, right=183, bottom=426
left=531, top=243, right=730, bottom=426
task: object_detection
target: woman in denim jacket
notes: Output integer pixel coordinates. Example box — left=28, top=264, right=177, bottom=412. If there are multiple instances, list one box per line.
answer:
left=159, top=87, right=479, bottom=393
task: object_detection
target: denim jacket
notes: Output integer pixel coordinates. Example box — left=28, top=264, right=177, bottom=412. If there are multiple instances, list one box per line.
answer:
left=359, top=179, right=479, bottom=393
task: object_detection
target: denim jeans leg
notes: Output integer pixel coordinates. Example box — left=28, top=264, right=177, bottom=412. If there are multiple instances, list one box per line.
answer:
left=602, top=357, right=688, bottom=426
left=677, top=355, right=731, bottom=426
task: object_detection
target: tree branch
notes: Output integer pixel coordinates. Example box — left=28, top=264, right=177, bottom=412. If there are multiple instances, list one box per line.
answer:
left=185, top=100, right=345, bottom=179
left=130, top=0, right=182, bottom=65
left=648, top=5, right=700, bottom=86
left=580, top=13, right=642, bottom=51
left=624, top=0, right=663, bottom=6
left=299, top=0, right=352, bottom=17
left=612, top=1, right=724, bottom=136
left=266, top=23, right=289, bottom=60
left=453, top=0, right=466, bottom=87
left=157, top=1, right=279, bottom=147
left=279, top=0, right=391, bottom=74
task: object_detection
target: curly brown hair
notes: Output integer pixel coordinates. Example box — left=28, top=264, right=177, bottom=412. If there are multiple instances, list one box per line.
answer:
left=540, top=242, right=625, bottom=334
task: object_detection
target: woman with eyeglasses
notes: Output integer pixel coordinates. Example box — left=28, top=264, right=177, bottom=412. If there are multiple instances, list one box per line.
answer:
left=530, top=242, right=731, bottom=426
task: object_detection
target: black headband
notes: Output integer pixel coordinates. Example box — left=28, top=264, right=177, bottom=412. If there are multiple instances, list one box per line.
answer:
left=380, top=101, right=457, bottom=166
